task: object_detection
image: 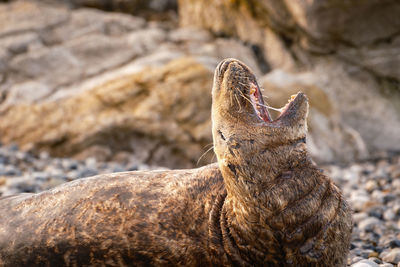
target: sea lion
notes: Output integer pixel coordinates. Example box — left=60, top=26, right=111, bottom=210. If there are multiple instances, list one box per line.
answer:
left=0, top=58, right=352, bottom=266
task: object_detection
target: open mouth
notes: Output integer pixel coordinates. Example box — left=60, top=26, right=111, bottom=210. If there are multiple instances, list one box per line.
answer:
left=248, top=83, right=299, bottom=123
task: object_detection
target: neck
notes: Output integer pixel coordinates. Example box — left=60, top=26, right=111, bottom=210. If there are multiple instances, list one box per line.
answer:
left=221, top=140, right=311, bottom=205
left=216, top=142, right=317, bottom=261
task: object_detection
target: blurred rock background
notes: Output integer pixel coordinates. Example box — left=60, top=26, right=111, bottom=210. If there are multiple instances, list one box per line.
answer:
left=1, top=1, right=400, bottom=266
left=0, top=0, right=399, bottom=168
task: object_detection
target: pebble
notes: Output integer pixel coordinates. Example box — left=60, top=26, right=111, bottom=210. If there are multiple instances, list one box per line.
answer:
left=0, top=144, right=164, bottom=196
left=324, top=153, right=400, bottom=265
left=382, top=248, right=400, bottom=264
left=358, top=217, right=382, bottom=232
left=384, top=209, right=396, bottom=221
left=351, top=259, right=380, bottom=267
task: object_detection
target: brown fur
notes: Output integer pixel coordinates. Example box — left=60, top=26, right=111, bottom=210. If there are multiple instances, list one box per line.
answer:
left=0, top=59, right=352, bottom=267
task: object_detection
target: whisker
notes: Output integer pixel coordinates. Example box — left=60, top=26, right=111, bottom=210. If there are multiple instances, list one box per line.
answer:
left=203, top=143, right=214, bottom=149
left=237, top=81, right=250, bottom=88
left=197, top=145, right=215, bottom=166
left=234, top=94, right=242, bottom=112
left=236, top=89, right=253, bottom=106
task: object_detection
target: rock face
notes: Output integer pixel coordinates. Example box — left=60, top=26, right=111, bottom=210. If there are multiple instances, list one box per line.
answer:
left=1, top=0, right=177, bottom=16
left=262, top=69, right=368, bottom=163
left=178, top=0, right=400, bottom=56
left=0, top=0, right=266, bottom=168
left=179, top=0, right=400, bottom=157
left=0, top=58, right=214, bottom=169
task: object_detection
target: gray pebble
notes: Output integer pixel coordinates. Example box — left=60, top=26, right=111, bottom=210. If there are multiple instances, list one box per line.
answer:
left=369, top=256, right=382, bottom=264
left=358, top=217, right=383, bottom=232
left=32, top=172, right=49, bottom=182
left=79, top=168, right=98, bottom=178
left=0, top=165, right=22, bottom=176
left=85, top=157, right=97, bottom=169
left=388, top=239, right=400, bottom=249
left=384, top=209, right=396, bottom=221
left=351, top=190, right=370, bottom=211
left=61, top=159, right=78, bottom=170
left=351, top=259, right=380, bottom=267
left=352, top=256, right=367, bottom=264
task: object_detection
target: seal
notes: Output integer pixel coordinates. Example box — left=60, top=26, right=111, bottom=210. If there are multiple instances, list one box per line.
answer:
left=0, top=58, right=352, bottom=267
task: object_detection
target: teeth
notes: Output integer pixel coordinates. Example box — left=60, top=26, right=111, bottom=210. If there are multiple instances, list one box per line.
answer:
left=250, top=85, right=256, bottom=95
left=290, top=94, right=296, bottom=100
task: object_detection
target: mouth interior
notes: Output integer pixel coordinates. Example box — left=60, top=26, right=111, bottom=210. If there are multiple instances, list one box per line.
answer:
left=248, top=83, right=297, bottom=122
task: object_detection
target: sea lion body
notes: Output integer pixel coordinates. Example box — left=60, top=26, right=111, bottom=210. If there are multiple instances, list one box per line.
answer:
left=0, top=164, right=226, bottom=266
left=0, top=58, right=352, bottom=266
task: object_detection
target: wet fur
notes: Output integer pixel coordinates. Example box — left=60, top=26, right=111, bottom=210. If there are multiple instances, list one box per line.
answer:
left=0, top=59, right=352, bottom=266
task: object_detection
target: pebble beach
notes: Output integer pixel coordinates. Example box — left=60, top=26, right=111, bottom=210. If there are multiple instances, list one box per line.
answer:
left=1, top=143, right=400, bottom=266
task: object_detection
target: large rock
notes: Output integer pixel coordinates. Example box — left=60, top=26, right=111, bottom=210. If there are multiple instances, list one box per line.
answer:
left=262, top=69, right=368, bottom=163
left=0, top=58, right=214, bottom=169
left=0, top=1, right=267, bottom=169
left=262, top=57, right=400, bottom=157
left=178, top=0, right=400, bottom=53
left=178, top=0, right=400, bottom=157
left=25, top=0, right=177, bottom=16
left=0, top=1, right=160, bottom=109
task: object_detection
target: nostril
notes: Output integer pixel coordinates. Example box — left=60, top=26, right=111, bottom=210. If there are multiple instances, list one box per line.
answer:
left=217, top=62, right=224, bottom=75
left=217, top=59, right=234, bottom=77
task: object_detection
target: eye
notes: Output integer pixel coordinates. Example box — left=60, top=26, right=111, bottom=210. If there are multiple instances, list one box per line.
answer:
left=218, top=130, right=226, bottom=140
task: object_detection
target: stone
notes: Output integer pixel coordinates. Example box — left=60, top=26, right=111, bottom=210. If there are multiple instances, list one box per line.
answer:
left=0, top=58, right=214, bottom=168
left=178, top=0, right=400, bottom=52
left=351, top=257, right=365, bottom=264
left=0, top=1, right=69, bottom=37
left=358, top=217, right=382, bottom=232
left=40, top=8, right=146, bottom=45
left=338, top=37, right=400, bottom=80
left=351, top=259, right=380, bottom=267
left=383, top=248, right=400, bottom=264
left=0, top=32, right=42, bottom=54
left=63, top=0, right=177, bottom=15
left=387, top=239, right=400, bottom=249
left=368, top=256, right=381, bottom=264
left=63, top=34, right=142, bottom=77
left=353, top=213, right=369, bottom=224
left=169, top=27, right=212, bottom=43
left=365, top=180, right=379, bottom=192
left=0, top=165, right=21, bottom=176
left=0, top=81, right=52, bottom=111
left=78, top=168, right=98, bottom=178
left=8, top=46, right=82, bottom=91
left=126, top=28, right=167, bottom=54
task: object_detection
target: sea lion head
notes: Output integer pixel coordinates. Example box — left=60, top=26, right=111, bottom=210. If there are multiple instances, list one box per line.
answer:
left=211, top=58, right=309, bottom=193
